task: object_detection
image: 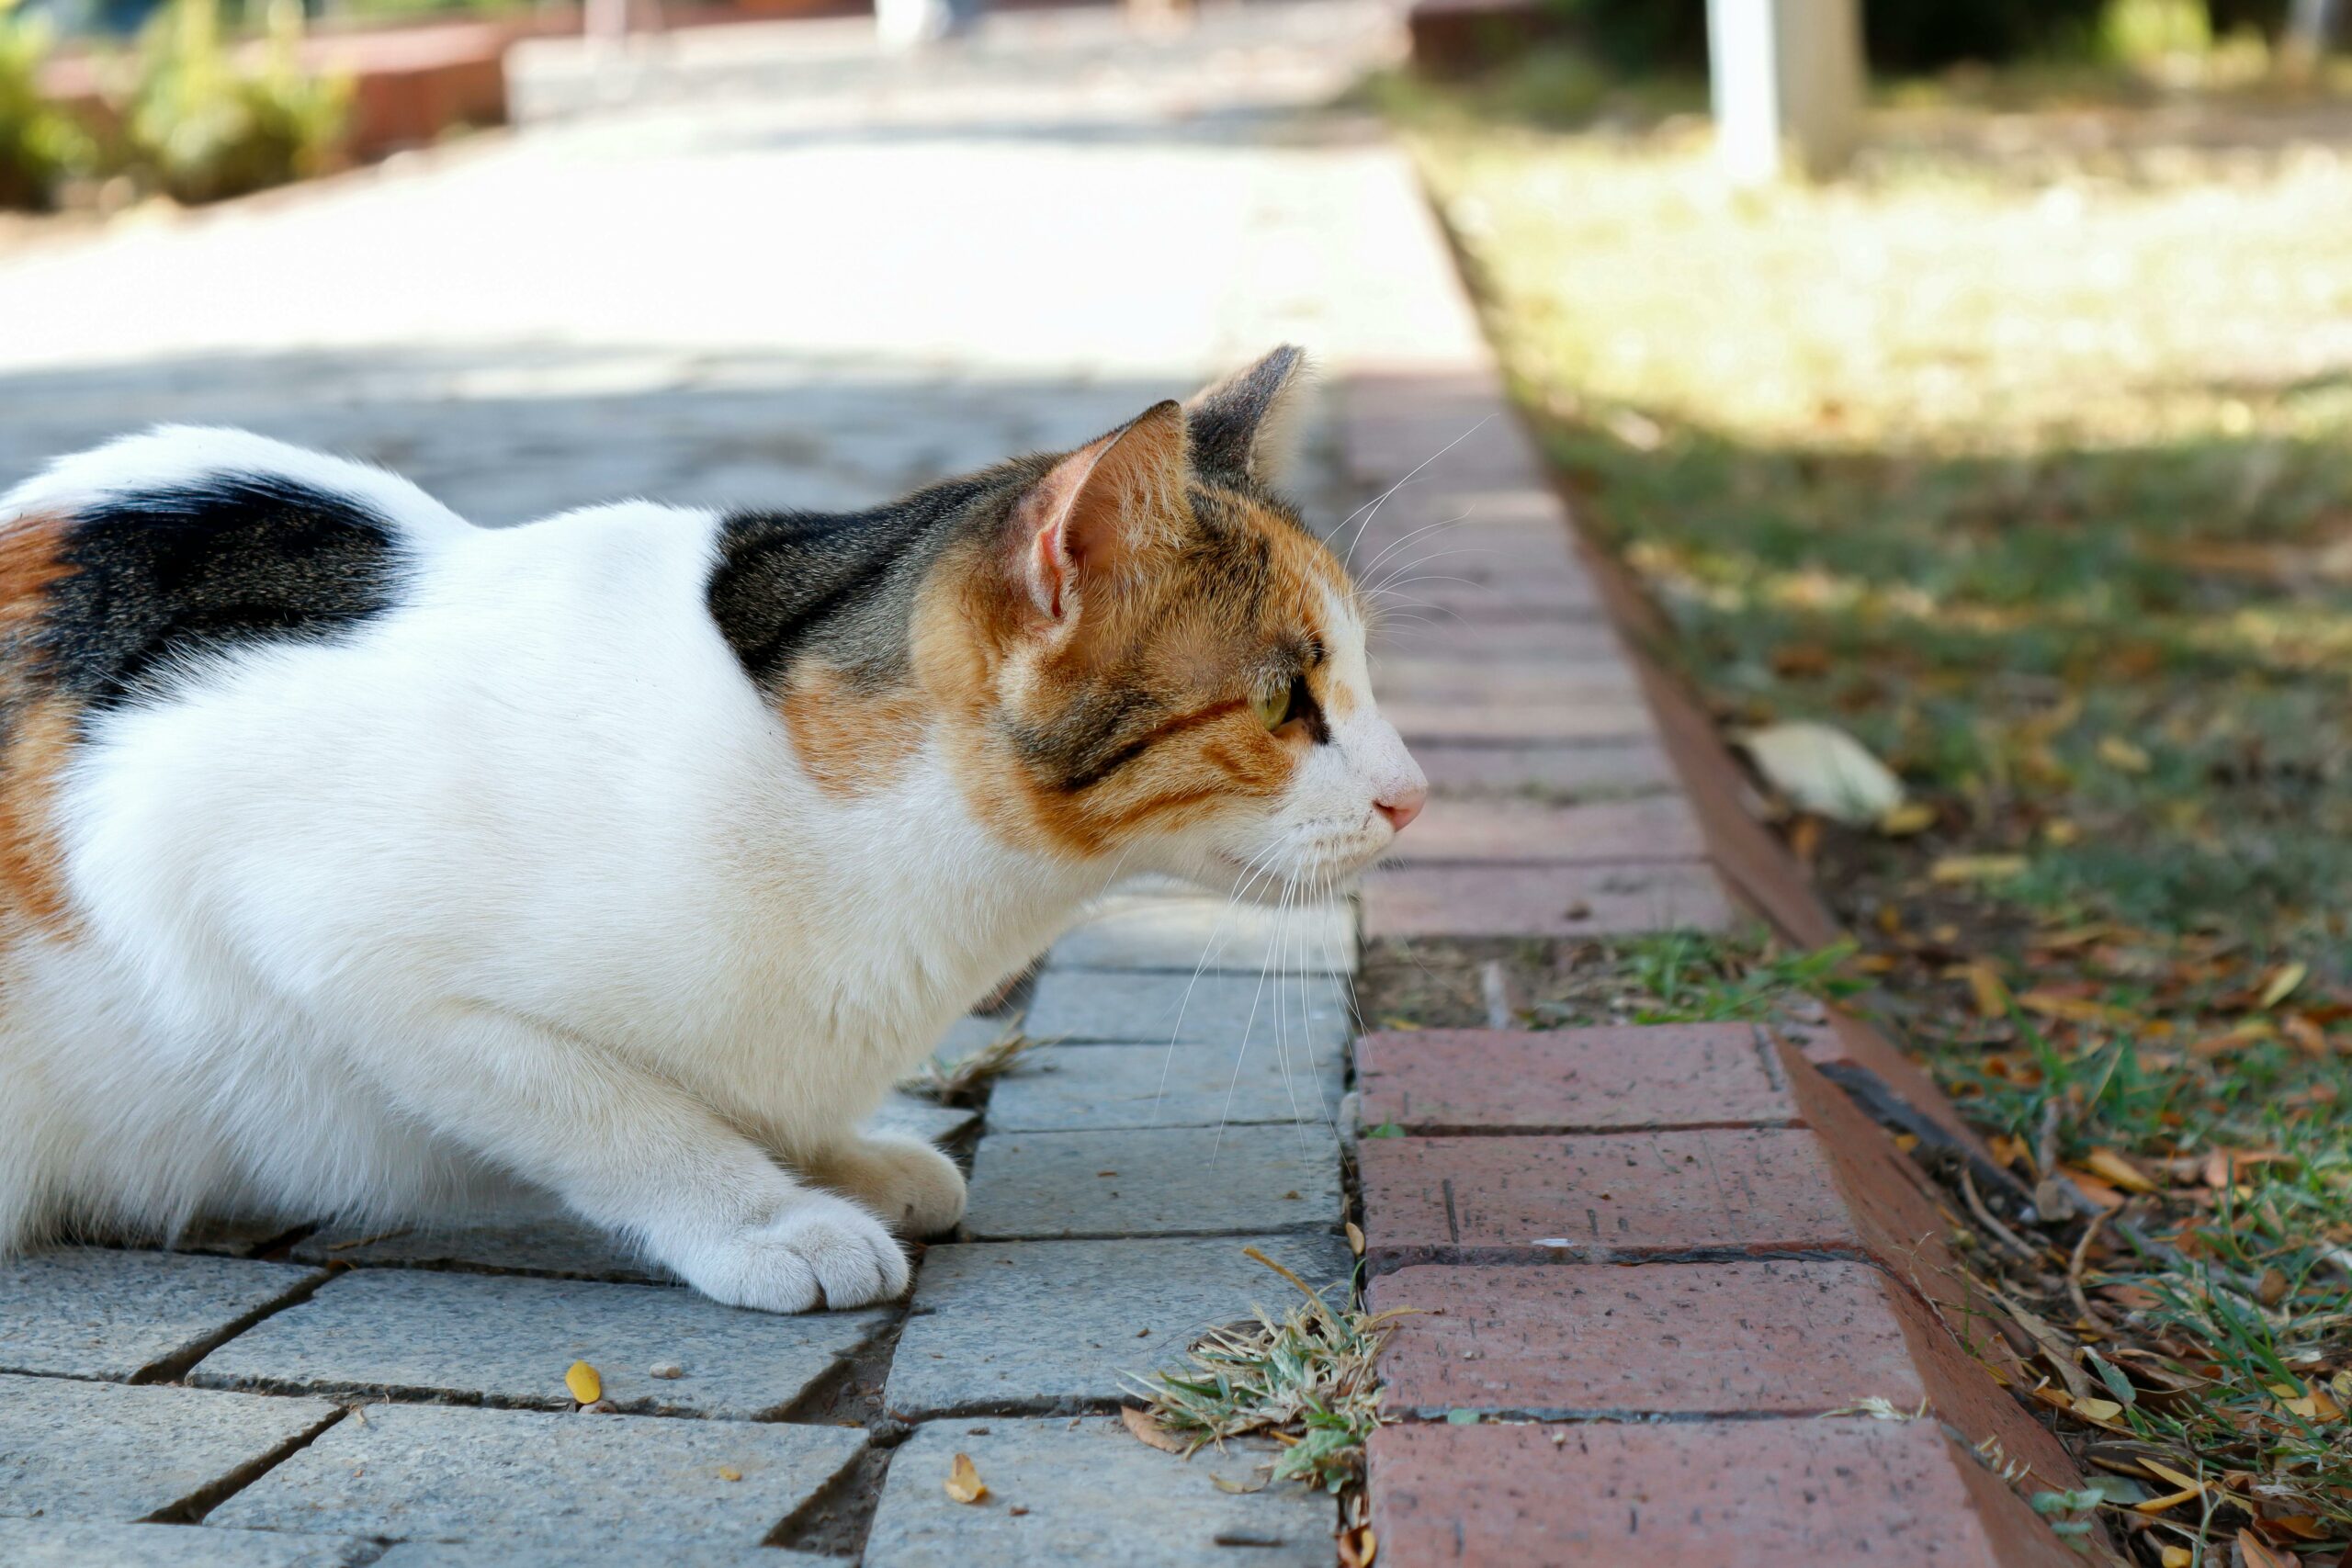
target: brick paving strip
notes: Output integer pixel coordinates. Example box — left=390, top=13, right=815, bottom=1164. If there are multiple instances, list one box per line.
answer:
left=1335, top=106, right=2107, bottom=1568
left=0, top=7, right=2099, bottom=1566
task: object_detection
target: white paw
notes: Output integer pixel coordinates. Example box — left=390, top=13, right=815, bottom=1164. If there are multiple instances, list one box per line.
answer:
left=678, top=1194, right=910, bottom=1313
left=833, top=1136, right=967, bottom=1237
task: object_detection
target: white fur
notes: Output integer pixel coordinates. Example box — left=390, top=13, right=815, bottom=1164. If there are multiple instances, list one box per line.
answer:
left=0, top=425, right=1423, bottom=1313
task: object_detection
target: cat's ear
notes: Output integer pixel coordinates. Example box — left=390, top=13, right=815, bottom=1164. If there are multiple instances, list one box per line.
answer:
left=1185, top=344, right=1308, bottom=489
left=1015, top=399, right=1189, bottom=623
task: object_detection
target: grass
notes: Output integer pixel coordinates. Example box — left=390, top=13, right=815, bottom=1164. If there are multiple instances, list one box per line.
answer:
left=1355, top=926, right=1860, bottom=1032
left=1380, top=47, right=2352, bottom=1563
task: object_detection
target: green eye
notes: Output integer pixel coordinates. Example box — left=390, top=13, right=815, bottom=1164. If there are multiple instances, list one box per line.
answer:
left=1253, top=681, right=1294, bottom=731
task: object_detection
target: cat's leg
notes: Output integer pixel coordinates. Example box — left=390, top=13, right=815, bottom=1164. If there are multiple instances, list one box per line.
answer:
left=367, top=1007, right=909, bottom=1312
left=799, top=1134, right=967, bottom=1238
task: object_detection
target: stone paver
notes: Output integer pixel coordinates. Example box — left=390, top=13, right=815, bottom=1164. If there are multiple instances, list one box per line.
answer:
left=885, top=1234, right=1351, bottom=1419
left=1363, top=863, right=1737, bottom=940
left=865, top=1418, right=1331, bottom=1568
left=187, top=1269, right=888, bottom=1419
left=0, top=1520, right=379, bottom=1567
left=987, top=1039, right=1344, bottom=1133
left=1366, top=1421, right=2081, bottom=1567
left=1353, top=1025, right=1793, bottom=1134
left=1045, top=895, right=1355, bottom=975
left=1022, top=970, right=1351, bottom=1048
left=0, top=1374, right=340, bottom=1524
left=963, top=1126, right=1342, bottom=1240
left=208, top=1402, right=865, bottom=1547
left=291, top=1202, right=670, bottom=1284
left=376, top=1545, right=834, bottom=1566
left=0, top=1249, right=324, bottom=1382
left=869, top=1089, right=984, bottom=1148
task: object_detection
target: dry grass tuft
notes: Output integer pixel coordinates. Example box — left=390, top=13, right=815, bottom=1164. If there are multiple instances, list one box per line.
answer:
left=1127, top=1247, right=1405, bottom=1495
left=899, top=1027, right=1044, bottom=1106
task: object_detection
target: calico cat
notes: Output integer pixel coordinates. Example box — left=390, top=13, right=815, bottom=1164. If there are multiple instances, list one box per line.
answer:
left=0, top=347, right=1425, bottom=1313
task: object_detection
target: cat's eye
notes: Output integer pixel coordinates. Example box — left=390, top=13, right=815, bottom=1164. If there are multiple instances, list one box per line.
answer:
left=1253, top=680, right=1295, bottom=732
left=1250, top=682, right=1288, bottom=733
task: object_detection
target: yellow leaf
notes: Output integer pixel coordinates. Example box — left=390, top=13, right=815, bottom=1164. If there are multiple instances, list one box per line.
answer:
left=2142, top=1461, right=2204, bottom=1493
left=1877, top=800, right=1937, bottom=837
left=564, top=1360, right=601, bottom=1404
left=2259, top=961, right=2309, bottom=1010
left=1962, top=964, right=2011, bottom=1021
left=1346, top=1221, right=1365, bottom=1257
left=2160, top=1547, right=2191, bottom=1567
left=2133, top=1484, right=2203, bottom=1516
left=2239, top=1529, right=2296, bottom=1568
left=2018, top=991, right=2141, bottom=1028
left=944, top=1451, right=988, bottom=1505
left=2097, top=736, right=2151, bottom=773
left=717, top=1466, right=741, bottom=1483
left=1120, top=1405, right=1186, bottom=1455
left=1931, top=853, right=2029, bottom=885
left=2072, top=1397, right=2124, bottom=1423
left=2281, top=1386, right=2344, bottom=1422
left=2082, top=1147, right=2158, bottom=1194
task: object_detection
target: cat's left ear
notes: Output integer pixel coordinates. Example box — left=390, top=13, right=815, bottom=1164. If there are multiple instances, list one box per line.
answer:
left=1015, top=399, right=1189, bottom=624
left=1185, top=344, right=1308, bottom=490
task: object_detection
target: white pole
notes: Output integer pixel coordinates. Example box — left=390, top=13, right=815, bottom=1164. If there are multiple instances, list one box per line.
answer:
left=1708, top=0, right=1865, bottom=184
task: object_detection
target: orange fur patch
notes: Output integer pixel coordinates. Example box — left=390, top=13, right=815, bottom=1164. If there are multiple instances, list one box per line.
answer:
left=0, top=513, right=79, bottom=932
left=779, top=660, right=929, bottom=800
left=928, top=479, right=1357, bottom=862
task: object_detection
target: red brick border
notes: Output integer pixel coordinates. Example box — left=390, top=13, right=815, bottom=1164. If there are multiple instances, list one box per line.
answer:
left=1339, top=347, right=2095, bottom=1557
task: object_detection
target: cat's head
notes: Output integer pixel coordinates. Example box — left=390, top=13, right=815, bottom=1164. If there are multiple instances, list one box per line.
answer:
left=946, top=346, right=1425, bottom=902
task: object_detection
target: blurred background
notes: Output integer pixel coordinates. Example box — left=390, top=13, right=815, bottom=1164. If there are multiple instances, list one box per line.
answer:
left=0, top=0, right=2347, bottom=1549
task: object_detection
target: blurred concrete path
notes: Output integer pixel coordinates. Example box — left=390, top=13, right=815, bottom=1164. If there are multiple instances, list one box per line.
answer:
left=0, top=0, right=1427, bottom=529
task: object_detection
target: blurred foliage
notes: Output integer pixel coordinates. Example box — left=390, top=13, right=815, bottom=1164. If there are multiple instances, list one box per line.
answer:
left=1390, top=61, right=2352, bottom=1551
left=0, top=0, right=94, bottom=209
left=1532, top=0, right=2295, bottom=74
left=125, top=0, right=345, bottom=205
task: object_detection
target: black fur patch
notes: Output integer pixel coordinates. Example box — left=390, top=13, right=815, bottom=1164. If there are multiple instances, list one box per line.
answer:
left=43, top=475, right=405, bottom=711
left=708, top=470, right=1013, bottom=691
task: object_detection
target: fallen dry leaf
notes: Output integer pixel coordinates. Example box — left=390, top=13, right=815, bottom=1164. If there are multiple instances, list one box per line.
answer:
left=2018, top=991, right=2143, bottom=1029
left=1121, top=1404, right=1187, bottom=1455
left=2258, top=961, right=2309, bottom=1010
left=2063, top=1168, right=2128, bottom=1211
left=2097, top=735, right=2152, bottom=773
left=1878, top=800, right=1937, bottom=837
left=2159, top=1547, right=2191, bottom=1568
left=1734, top=721, right=1906, bottom=825
left=2237, top=1528, right=2296, bottom=1568
left=1962, top=963, right=2011, bottom=1021
left=564, top=1360, right=601, bottom=1405
left=2081, top=1147, right=2159, bottom=1194
left=1345, top=1221, right=1365, bottom=1256
left=1931, top=853, right=2029, bottom=885
left=944, top=1451, right=988, bottom=1505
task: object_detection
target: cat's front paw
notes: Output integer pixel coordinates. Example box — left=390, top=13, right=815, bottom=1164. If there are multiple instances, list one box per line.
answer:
left=674, top=1194, right=910, bottom=1313
left=815, top=1134, right=967, bottom=1238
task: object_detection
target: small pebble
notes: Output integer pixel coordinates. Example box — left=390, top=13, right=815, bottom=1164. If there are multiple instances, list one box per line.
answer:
left=650, top=1362, right=684, bottom=1380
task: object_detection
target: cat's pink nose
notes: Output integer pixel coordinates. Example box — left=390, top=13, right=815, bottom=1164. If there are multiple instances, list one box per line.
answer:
left=1375, top=786, right=1426, bottom=834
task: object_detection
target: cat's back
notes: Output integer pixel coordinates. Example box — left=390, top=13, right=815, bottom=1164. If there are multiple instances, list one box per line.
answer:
left=0, top=427, right=475, bottom=718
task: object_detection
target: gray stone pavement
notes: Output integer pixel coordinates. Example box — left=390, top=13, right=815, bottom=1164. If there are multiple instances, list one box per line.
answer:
left=0, top=2, right=1432, bottom=1559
